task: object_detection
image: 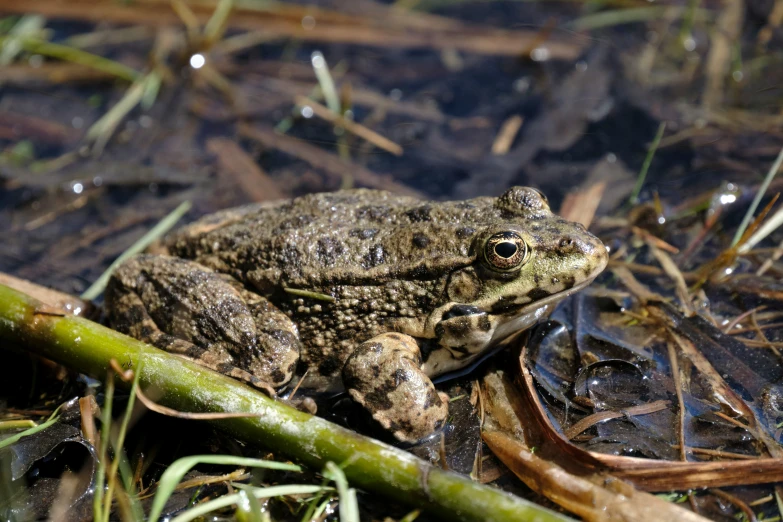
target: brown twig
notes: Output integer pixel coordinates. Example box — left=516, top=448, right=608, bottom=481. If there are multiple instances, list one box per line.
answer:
left=0, top=0, right=585, bottom=58
left=559, top=182, right=606, bottom=228
left=665, top=331, right=689, bottom=462
left=238, top=123, right=424, bottom=197
left=114, top=367, right=273, bottom=421
left=710, top=489, right=758, bottom=522
left=0, top=62, right=117, bottom=86
left=673, top=445, right=759, bottom=460
left=702, top=0, right=745, bottom=108
left=632, top=226, right=680, bottom=254
left=650, top=244, right=694, bottom=315
left=206, top=137, right=287, bottom=202
left=750, top=310, right=782, bottom=359
left=723, top=306, right=766, bottom=333
left=294, top=95, right=403, bottom=156
left=563, top=400, right=670, bottom=440
left=491, top=115, right=523, bottom=155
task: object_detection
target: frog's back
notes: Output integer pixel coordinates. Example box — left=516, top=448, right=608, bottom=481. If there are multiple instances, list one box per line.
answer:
left=164, top=189, right=499, bottom=287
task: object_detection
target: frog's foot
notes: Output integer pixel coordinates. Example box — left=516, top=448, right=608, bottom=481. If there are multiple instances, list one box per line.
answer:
left=105, top=254, right=300, bottom=390
left=342, top=333, right=448, bottom=443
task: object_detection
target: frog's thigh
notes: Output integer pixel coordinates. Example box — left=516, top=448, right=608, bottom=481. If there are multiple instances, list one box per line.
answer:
left=342, top=333, right=448, bottom=443
left=105, top=254, right=299, bottom=389
left=105, top=275, right=265, bottom=387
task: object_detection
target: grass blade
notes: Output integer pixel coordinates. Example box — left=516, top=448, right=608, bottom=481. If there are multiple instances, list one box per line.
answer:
left=731, top=144, right=783, bottom=247
left=311, top=51, right=341, bottom=115
left=80, top=200, right=191, bottom=301
left=629, top=122, right=666, bottom=205
left=0, top=413, right=59, bottom=450
left=324, top=462, right=359, bottom=522
left=85, top=74, right=149, bottom=153
left=148, top=455, right=301, bottom=522
left=0, top=35, right=138, bottom=81
left=204, top=0, right=234, bottom=45
left=170, top=485, right=328, bottom=522
left=0, top=15, right=45, bottom=65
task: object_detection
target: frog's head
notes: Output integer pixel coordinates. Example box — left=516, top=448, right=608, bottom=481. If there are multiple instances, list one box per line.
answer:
left=422, top=187, right=607, bottom=376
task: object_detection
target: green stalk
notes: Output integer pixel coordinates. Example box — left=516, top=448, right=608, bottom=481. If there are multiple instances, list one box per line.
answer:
left=731, top=144, right=783, bottom=247
left=0, top=283, right=571, bottom=522
left=0, top=35, right=139, bottom=82
left=80, top=200, right=191, bottom=300
left=629, top=122, right=666, bottom=205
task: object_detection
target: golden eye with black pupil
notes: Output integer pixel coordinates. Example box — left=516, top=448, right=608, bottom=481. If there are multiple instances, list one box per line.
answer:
left=484, top=232, right=529, bottom=271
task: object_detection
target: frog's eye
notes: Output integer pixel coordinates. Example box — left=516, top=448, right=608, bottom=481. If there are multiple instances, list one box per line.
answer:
left=484, top=232, right=530, bottom=271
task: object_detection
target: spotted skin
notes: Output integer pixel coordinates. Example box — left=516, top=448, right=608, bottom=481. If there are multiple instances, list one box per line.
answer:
left=105, top=187, right=608, bottom=442
left=106, top=255, right=299, bottom=390
left=343, top=333, right=448, bottom=442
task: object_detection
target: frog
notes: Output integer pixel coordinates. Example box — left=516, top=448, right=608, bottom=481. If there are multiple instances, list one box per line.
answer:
left=104, top=187, right=608, bottom=442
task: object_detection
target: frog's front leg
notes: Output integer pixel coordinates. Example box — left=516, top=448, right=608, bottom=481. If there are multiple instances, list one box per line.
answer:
left=105, top=254, right=300, bottom=390
left=342, top=333, right=448, bottom=442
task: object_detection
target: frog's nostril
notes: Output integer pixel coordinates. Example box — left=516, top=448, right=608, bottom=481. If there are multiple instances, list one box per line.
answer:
left=559, top=238, right=574, bottom=248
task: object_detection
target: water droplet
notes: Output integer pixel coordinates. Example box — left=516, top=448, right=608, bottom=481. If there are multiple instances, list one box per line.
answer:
left=301, top=15, right=315, bottom=30
left=189, top=53, right=205, bottom=69
left=706, top=181, right=741, bottom=220
left=301, top=105, right=313, bottom=118
left=513, top=77, right=530, bottom=93
left=72, top=182, right=84, bottom=194
left=530, top=47, right=550, bottom=62
left=719, top=193, right=737, bottom=205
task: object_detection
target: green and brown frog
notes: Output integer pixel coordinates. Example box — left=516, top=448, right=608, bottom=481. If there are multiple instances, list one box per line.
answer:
left=105, top=187, right=607, bottom=441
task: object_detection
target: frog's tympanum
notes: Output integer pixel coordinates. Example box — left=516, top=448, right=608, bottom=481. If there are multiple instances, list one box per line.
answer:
left=106, top=187, right=607, bottom=441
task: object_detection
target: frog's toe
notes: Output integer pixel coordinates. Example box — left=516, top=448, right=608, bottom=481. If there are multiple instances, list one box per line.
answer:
left=343, top=333, right=448, bottom=443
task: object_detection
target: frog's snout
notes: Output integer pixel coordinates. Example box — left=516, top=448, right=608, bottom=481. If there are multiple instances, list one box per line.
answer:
left=548, top=227, right=608, bottom=284
left=572, top=232, right=608, bottom=281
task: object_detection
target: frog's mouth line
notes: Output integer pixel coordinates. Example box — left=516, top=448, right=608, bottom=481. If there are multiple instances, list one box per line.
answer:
left=515, top=276, right=596, bottom=314
left=430, top=277, right=599, bottom=383
left=489, top=276, right=596, bottom=345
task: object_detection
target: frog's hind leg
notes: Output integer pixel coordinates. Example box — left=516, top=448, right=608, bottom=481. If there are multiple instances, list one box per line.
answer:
left=105, top=254, right=300, bottom=391
left=342, top=333, right=448, bottom=443
left=105, top=279, right=275, bottom=392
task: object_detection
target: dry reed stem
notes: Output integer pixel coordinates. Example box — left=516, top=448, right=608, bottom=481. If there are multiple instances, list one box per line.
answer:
left=703, top=0, right=746, bottom=109
left=295, top=95, right=403, bottom=156
left=491, top=115, right=523, bottom=155
left=238, top=123, right=423, bottom=197
left=206, top=137, right=288, bottom=201
left=0, top=0, right=585, bottom=58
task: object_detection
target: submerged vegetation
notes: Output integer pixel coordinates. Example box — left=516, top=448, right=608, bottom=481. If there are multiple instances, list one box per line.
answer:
left=1, top=0, right=783, bottom=520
